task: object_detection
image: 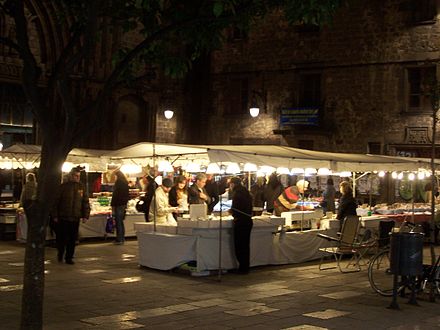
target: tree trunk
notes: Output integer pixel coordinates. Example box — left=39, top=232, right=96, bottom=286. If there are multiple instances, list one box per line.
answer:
left=20, top=143, right=67, bottom=330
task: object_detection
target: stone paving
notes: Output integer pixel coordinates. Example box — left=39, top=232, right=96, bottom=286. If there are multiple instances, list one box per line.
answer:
left=1, top=239, right=440, bottom=330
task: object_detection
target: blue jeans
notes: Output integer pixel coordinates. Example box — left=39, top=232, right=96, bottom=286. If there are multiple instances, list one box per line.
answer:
left=113, top=205, right=126, bottom=242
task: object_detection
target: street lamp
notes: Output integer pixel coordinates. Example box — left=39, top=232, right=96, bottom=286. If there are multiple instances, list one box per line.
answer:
left=164, top=109, right=174, bottom=119
left=249, top=90, right=266, bottom=117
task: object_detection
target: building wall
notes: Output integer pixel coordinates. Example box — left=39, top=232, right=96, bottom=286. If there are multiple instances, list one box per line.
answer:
left=208, top=0, right=440, bottom=153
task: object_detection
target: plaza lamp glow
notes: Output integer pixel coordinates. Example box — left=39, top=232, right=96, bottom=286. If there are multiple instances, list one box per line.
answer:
left=164, top=109, right=174, bottom=119
left=249, top=107, right=260, bottom=118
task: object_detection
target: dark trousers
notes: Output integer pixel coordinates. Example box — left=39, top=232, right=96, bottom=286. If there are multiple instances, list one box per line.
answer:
left=233, top=219, right=253, bottom=272
left=56, top=218, right=80, bottom=261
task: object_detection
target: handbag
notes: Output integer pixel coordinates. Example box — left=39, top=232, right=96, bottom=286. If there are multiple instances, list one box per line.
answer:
left=105, top=215, right=115, bottom=234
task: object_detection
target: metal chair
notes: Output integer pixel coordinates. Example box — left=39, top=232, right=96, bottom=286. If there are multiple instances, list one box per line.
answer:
left=317, top=215, right=365, bottom=273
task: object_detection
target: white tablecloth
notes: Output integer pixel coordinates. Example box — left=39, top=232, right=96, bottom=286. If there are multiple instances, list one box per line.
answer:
left=79, top=213, right=144, bottom=238
left=270, top=229, right=338, bottom=265
left=137, top=232, right=197, bottom=270
left=135, top=220, right=278, bottom=271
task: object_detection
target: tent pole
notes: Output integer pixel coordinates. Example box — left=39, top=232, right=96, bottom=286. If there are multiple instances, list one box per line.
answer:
left=217, top=166, right=223, bottom=281
left=153, top=144, right=156, bottom=233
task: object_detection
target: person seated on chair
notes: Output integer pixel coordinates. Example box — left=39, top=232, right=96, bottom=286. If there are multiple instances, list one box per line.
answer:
left=336, top=181, right=357, bottom=230
left=273, top=179, right=309, bottom=216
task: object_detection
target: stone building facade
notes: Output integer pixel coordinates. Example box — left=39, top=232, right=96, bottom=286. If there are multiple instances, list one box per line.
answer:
left=196, top=0, right=440, bottom=156
left=1, top=0, right=439, bottom=158
left=0, top=0, right=177, bottom=150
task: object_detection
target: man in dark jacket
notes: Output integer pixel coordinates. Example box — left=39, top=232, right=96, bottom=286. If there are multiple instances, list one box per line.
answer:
left=53, top=167, right=90, bottom=264
left=188, top=173, right=211, bottom=205
left=205, top=174, right=219, bottom=214
left=111, top=170, right=130, bottom=244
left=229, top=176, right=253, bottom=274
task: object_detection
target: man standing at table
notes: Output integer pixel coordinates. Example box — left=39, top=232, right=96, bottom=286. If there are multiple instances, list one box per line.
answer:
left=188, top=173, right=211, bottom=205
left=273, top=179, right=309, bottom=216
left=229, top=176, right=253, bottom=274
left=53, top=167, right=90, bottom=264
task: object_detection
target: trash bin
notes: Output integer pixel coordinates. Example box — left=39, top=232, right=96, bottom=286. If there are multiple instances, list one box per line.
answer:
left=389, top=232, right=424, bottom=276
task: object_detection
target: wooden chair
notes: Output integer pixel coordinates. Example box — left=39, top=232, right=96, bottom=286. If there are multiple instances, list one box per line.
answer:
left=317, top=215, right=364, bottom=273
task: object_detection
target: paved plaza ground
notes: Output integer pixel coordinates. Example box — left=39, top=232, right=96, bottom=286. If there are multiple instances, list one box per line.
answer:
left=1, top=239, right=440, bottom=330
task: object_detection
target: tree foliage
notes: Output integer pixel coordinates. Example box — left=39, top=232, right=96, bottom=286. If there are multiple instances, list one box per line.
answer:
left=0, top=0, right=345, bottom=328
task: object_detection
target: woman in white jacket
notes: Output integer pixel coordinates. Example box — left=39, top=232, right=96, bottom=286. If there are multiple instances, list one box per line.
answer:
left=149, top=178, right=178, bottom=225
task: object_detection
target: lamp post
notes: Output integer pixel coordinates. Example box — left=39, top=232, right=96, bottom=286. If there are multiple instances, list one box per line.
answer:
left=249, top=90, right=266, bottom=117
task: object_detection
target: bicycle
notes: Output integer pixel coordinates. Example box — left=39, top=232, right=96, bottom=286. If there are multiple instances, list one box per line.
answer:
left=368, top=221, right=440, bottom=298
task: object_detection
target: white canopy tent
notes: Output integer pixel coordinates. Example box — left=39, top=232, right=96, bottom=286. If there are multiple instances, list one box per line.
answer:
left=106, top=142, right=436, bottom=173
left=206, top=145, right=436, bottom=172
left=0, top=144, right=110, bottom=172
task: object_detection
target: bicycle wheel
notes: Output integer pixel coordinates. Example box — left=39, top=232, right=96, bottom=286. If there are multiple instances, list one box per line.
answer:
left=368, top=250, right=398, bottom=297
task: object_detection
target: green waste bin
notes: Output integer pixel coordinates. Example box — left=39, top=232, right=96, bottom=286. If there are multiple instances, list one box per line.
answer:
left=389, top=232, right=423, bottom=276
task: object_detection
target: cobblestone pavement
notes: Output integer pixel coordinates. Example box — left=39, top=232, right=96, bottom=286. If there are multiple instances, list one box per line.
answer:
left=1, top=240, right=439, bottom=330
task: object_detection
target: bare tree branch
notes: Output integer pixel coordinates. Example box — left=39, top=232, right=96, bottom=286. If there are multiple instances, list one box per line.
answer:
left=7, top=0, right=48, bottom=124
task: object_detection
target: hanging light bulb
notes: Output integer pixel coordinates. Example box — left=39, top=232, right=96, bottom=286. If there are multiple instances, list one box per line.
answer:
left=378, top=171, right=385, bottom=177
left=62, top=162, right=74, bottom=172
left=276, top=167, right=290, bottom=174
left=417, top=172, right=425, bottom=180
left=185, top=162, right=201, bottom=173
left=397, top=172, right=403, bottom=180
left=226, top=163, right=241, bottom=174
left=317, top=168, right=331, bottom=176
left=260, top=166, right=275, bottom=174
left=291, top=168, right=305, bottom=174
left=244, top=163, right=257, bottom=172
left=158, top=161, right=174, bottom=172
left=206, top=163, right=221, bottom=174
left=391, top=171, right=398, bottom=179
left=339, top=171, right=352, bottom=177
left=408, top=173, right=415, bottom=181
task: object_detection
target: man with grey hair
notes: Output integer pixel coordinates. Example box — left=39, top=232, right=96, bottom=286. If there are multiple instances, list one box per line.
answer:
left=188, top=173, right=211, bottom=205
left=273, top=179, right=309, bottom=216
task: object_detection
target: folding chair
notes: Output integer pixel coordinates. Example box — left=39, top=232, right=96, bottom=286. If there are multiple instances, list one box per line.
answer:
left=317, top=215, right=363, bottom=273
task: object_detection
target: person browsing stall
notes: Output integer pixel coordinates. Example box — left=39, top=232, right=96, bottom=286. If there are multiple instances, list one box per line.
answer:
left=273, top=179, right=309, bottom=216
left=188, top=173, right=211, bottom=205
left=321, top=178, right=336, bottom=214
left=149, top=177, right=178, bottom=225
left=336, top=181, right=357, bottom=229
left=169, top=175, right=189, bottom=219
left=111, top=169, right=130, bottom=245
left=229, top=176, right=253, bottom=274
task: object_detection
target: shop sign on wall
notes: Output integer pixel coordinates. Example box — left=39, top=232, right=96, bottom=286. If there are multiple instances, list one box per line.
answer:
left=280, top=108, right=319, bottom=126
